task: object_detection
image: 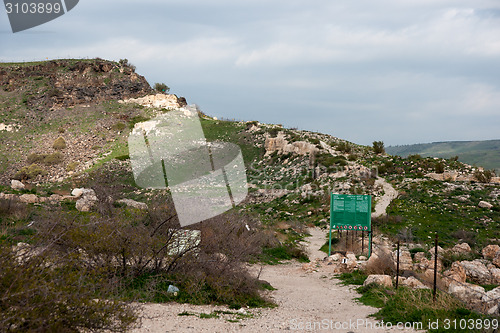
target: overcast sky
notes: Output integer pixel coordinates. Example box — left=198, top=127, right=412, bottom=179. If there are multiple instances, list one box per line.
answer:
left=1, top=0, right=499, bottom=146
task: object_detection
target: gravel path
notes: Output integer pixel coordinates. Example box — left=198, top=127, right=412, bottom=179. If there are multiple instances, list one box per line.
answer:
left=132, top=228, right=421, bottom=333
left=372, top=177, right=399, bottom=218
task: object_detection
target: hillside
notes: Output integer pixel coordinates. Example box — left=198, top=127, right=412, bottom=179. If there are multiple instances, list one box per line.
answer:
left=0, top=59, right=499, bottom=331
left=387, top=140, right=500, bottom=172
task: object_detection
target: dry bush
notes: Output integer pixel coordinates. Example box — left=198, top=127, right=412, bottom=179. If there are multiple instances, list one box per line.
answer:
left=0, top=236, right=138, bottom=332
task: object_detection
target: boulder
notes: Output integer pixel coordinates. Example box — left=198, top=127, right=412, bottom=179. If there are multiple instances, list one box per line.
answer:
left=449, top=282, right=485, bottom=306
left=443, top=262, right=467, bottom=285
left=71, top=188, right=85, bottom=198
left=488, top=266, right=500, bottom=284
left=399, top=276, right=429, bottom=289
left=363, top=275, right=393, bottom=288
left=116, top=198, right=148, bottom=210
left=19, top=194, right=38, bottom=204
left=392, top=248, right=413, bottom=271
left=460, top=260, right=492, bottom=285
left=494, top=255, right=500, bottom=268
left=478, top=201, right=493, bottom=209
left=482, top=245, right=500, bottom=260
left=451, top=243, right=471, bottom=255
left=327, top=253, right=343, bottom=262
left=345, top=252, right=358, bottom=270
left=75, top=189, right=98, bottom=212
left=481, top=287, right=500, bottom=310
left=11, top=179, right=25, bottom=190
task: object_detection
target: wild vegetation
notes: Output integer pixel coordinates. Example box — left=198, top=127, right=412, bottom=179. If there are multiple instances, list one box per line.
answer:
left=1, top=59, right=499, bottom=331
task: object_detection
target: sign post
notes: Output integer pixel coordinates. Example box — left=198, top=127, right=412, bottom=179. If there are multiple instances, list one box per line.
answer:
left=329, top=194, right=372, bottom=257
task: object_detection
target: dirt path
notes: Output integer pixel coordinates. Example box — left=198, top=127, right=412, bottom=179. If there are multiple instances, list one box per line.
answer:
left=372, top=177, right=398, bottom=218
left=132, top=228, right=420, bottom=333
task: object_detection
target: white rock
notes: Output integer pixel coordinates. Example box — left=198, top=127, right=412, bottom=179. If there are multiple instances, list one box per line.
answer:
left=11, top=180, right=25, bottom=190
left=460, top=260, right=492, bottom=285
left=451, top=243, right=472, bottom=255
left=71, top=188, right=85, bottom=198
left=363, top=274, right=393, bottom=288
left=479, top=201, right=493, bottom=209
left=116, top=199, right=148, bottom=210
left=19, top=194, right=38, bottom=204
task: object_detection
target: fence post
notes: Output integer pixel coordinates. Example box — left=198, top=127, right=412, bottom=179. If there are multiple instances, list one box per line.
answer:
left=362, top=231, right=365, bottom=254
left=433, top=233, right=438, bottom=302
left=396, top=241, right=400, bottom=289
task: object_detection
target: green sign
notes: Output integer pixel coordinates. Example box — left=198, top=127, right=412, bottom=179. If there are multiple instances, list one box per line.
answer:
left=330, top=194, right=371, bottom=230
left=329, top=194, right=372, bottom=257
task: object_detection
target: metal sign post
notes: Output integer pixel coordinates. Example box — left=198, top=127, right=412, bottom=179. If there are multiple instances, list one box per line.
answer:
left=329, top=194, right=372, bottom=257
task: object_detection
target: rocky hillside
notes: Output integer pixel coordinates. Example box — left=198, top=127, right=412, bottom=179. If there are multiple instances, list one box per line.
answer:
left=1, top=58, right=499, bottom=249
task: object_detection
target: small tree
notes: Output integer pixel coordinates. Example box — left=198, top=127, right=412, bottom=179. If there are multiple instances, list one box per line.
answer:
left=372, top=141, right=385, bottom=154
left=154, top=83, right=170, bottom=93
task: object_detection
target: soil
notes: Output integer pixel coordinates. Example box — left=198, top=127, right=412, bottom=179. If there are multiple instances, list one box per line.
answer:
left=131, top=228, right=421, bottom=333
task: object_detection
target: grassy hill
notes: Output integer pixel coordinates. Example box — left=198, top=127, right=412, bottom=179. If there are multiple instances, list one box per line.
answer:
left=386, top=140, right=500, bottom=172
left=1, top=59, right=499, bottom=331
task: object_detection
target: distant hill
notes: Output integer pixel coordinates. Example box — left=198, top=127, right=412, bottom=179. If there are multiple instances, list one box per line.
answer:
left=386, top=140, right=500, bottom=172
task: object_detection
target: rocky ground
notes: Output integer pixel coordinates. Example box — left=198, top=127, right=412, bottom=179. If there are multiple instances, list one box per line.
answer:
left=131, top=228, right=421, bottom=333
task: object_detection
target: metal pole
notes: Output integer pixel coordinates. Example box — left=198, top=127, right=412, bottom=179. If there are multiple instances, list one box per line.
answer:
left=433, top=233, right=438, bottom=302
left=396, top=241, right=400, bottom=289
left=368, top=230, right=373, bottom=258
left=328, top=227, right=333, bottom=257
left=346, top=230, right=349, bottom=252
left=362, top=231, right=365, bottom=254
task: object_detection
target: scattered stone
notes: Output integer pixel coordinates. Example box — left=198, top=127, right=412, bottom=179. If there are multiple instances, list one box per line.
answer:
left=363, top=275, right=393, bottom=288
left=358, top=256, right=367, bottom=261
left=451, top=243, right=472, bottom=255
left=482, top=245, right=500, bottom=260
left=478, top=201, right=493, bottom=209
left=19, top=194, right=38, bottom=204
left=116, top=198, right=148, bottom=210
left=10, top=179, right=25, bottom=190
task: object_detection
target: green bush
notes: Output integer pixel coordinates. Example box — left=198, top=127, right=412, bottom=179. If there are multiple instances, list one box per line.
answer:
left=153, top=82, right=170, bottom=93
left=372, top=141, right=385, bottom=154
left=435, top=161, right=445, bottom=174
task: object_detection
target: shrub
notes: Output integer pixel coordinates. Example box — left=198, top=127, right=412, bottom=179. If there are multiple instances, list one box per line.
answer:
left=27, top=152, right=63, bottom=165
left=473, top=169, right=495, bottom=183
left=153, top=82, right=170, bottom=93
left=53, top=137, right=67, bottom=150
left=336, top=141, right=352, bottom=153
left=435, top=161, right=445, bottom=174
left=112, top=122, right=127, bottom=131
left=14, top=164, right=47, bottom=180
left=372, top=141, right=385, bottom=154
left=0, top=244, right=138, bottom=332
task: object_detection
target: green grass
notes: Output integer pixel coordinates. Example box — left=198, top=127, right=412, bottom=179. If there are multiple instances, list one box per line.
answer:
left=352, top=283, right=495, bottom=333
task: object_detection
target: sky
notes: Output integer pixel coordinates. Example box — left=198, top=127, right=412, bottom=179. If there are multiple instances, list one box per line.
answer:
left=1, top=0, right=500, bottom=146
